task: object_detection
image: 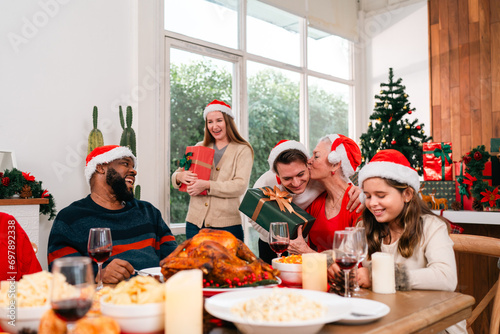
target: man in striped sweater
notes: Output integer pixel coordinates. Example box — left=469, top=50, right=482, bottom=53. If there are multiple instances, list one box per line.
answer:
left=48, top=145, right=177, bottom=283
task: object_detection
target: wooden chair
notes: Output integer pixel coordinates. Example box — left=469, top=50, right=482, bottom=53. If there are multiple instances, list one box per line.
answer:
left=450, top=234, right=500, bottom=334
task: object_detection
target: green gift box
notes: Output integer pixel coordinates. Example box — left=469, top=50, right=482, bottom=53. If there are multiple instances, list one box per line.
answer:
left=420, top=181, right=456, bottom=210
left=239, top=187, right=316, bottom=239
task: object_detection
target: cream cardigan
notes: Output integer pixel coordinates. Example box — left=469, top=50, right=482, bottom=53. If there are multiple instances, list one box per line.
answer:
left=171, top=141, right=253, bottom=228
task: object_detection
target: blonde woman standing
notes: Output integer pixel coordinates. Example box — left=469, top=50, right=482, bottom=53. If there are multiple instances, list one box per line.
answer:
left=172, top=100, right=253, bottom=241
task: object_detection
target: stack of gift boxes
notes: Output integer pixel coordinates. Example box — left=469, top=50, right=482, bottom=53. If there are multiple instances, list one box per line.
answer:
left=420, top=140, right=499, bottom=211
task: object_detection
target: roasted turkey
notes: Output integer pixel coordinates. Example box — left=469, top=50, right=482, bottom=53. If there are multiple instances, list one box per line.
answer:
left=160, top=229, right=279, bottom=287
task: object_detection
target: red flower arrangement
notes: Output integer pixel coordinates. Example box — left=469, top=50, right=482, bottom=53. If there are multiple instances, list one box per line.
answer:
left=481, top=188, right=500, bottom=208
left=0, top=168, right=56, bottom=220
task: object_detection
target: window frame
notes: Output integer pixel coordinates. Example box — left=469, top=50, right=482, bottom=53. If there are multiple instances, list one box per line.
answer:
left=163, top=0, right=357, bottom=233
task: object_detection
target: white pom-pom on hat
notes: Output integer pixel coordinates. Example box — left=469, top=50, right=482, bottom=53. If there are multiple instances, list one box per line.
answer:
left=267, top=140, right=309, bottom=172
left=85, top=145, right=136, bottom=185
left=325, top=134, right=361, bottom=179
left=203, top=100, right=234, bottom=119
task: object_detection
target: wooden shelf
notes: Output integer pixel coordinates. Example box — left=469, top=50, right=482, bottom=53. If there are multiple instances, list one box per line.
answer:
left=0, top=198, right=49, bottom=205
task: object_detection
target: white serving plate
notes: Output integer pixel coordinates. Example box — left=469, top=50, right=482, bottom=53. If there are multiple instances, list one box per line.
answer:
left=205, top=288, right=351, bottom=334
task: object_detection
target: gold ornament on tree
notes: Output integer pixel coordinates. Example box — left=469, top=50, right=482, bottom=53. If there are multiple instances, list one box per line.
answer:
left=381, top=138, right=386, bottom=144
left=405, top=124, right=410, bottom=129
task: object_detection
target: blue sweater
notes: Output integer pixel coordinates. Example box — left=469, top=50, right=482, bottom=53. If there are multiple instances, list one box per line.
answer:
left=48, top=195, right=177, bottom=273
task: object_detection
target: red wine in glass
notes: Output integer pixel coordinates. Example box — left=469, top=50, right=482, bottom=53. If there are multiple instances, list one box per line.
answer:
left=269, top=222, right=290, bottom=259
left=88, top=249, right=112, bottom=263
left=50, top=257, right=95, bottom=333
left=87, top=227, right=112, bottom=291
left=52, top=298, right=93, bottom=322
left=270, top=241, right=289, bottom=255
left=335, top=256, right=357, bottom=270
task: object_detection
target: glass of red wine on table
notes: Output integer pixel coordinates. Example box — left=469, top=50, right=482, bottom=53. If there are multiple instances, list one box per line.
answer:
left=269, top=222, right=290, bottom=259
left=332, top=230, right=358, bottom=298
left=50, top=257, right=95, bottom=333
left=87, top=227, right=113, bottom=291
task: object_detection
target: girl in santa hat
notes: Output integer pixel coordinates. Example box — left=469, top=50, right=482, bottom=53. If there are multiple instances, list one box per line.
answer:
left=356, top=149, right=465, bottom=333
left=289, top=134, right=363, bottom=255
left=171, top=100, right=253, bottom=241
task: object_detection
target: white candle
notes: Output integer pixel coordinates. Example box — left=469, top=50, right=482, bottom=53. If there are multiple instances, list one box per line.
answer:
left=302, top=253, right=328, bottom=292
left=371, top=252, right=396, bottom=294
left=165, top=269, right=203, bottom=334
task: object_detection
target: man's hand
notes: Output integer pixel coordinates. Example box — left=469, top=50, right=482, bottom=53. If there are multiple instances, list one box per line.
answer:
left=346, top=185, right=365, bottom=213
left=100, top=259, right=134, bottom=284
left=186, top=179, right=209, bottom=196
left=288, top=226, right=315, bottom=255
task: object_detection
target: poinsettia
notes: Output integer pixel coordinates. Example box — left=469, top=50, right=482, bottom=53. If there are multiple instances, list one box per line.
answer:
left=22, top=172, right=36, bottom=182
left=480, top=187, right=500, bottom=208
left=2, top=177, right=10, bottom=186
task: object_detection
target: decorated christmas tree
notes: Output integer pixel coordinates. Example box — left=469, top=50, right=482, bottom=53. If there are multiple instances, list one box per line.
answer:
left=359, top=68, right=431, bottom=174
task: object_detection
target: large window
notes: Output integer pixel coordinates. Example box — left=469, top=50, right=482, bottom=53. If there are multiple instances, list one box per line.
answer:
left=164, top=0, right=355, bottom=228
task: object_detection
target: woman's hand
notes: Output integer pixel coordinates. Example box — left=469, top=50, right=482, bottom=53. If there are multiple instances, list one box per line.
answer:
left=357, top=267, right=372, bottom=288
left=187, top=179, right=210, bottom=196
left=347, top=185, right=365, bottom=213
left=176, top=170, right=198, bottom=186
left=288, top=226, right=314, bottom=254
left=327, top=262, right=342, bottom=280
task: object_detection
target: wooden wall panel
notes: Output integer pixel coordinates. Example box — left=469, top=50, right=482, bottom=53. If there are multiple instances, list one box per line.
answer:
left=492, top=22, right=500, bottom=115
left=429, top=0, right=499, bottom=158
left=428, top=1, right=500, bottom=332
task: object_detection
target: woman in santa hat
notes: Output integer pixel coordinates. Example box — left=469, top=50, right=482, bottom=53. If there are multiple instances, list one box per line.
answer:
left=355, top=149, right=464, bottom=333
left=171, top=100, right=253, bottom=241
left=289, top=134, right=362, bottom=255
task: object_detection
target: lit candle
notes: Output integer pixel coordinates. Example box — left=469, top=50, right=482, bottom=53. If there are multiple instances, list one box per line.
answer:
left=371, top=252, right=396, bottom=294
left=302, top=253, right=328, bottom=292
left=165, top=269, right=203, bottom=334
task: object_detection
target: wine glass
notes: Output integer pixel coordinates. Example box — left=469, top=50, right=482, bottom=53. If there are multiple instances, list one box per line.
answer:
left=352, top=227, right=369, bottom=296
left=50, top=257, right=95, bottom=333
left=332, top=230, right=358, bottom=297
left=268, top=222, right=290, bottom=259
left=87, top=227, right=112, bottom=291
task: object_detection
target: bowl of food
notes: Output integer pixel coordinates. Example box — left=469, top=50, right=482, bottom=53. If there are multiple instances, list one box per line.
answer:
left=0, top=304, right=50, bottom=334
left=272, top=255, right=302, bottom=287
left=100, top=276, right=165, bottom=333
left=0, top=271, right=55, bottom=334
left=205, top=287, right=352, bottom=334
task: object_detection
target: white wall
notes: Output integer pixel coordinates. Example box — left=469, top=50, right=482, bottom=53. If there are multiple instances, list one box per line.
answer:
left=360, top=1, right=430, bottom=135
left=0, top=0, right=144, bottom=270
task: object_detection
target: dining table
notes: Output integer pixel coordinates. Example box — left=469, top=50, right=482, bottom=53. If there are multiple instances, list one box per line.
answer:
left=203, top=288, right=475, bottom=334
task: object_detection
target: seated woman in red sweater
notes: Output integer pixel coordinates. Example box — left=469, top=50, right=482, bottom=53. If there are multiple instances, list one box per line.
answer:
left=0, top=212, right=42, bottom=281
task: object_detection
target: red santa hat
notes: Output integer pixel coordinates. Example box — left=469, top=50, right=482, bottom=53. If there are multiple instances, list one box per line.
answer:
left=203, top=99, right=234, bottom=119
left=325, top=134, right=361, bottom=180
left=267, top=140, right=309, bottom=172
left=85, top=145, right=136, bottom=184
left=358, top=149, right=420, bottom=193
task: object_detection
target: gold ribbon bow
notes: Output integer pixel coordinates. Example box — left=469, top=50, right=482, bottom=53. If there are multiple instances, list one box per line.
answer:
left=261, top=186, right=295, bottom=214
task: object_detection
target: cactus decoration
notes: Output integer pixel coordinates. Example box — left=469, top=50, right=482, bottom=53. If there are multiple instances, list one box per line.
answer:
left=119, top=106, right=137, bottom=156
left=134, top=185, right=141, bottom=200
left=119, top=106, right=140, bottom=200
left=88, top=106, right=104, bottom=154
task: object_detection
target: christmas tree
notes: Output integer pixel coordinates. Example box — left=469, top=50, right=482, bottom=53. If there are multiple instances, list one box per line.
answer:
left=359, top=68, right=431, bottom=175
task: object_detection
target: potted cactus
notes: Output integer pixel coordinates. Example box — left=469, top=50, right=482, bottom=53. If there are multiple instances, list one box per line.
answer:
left=88, top=106, right=104, bottom=154
left=119, top=106, right=136, bottom=156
